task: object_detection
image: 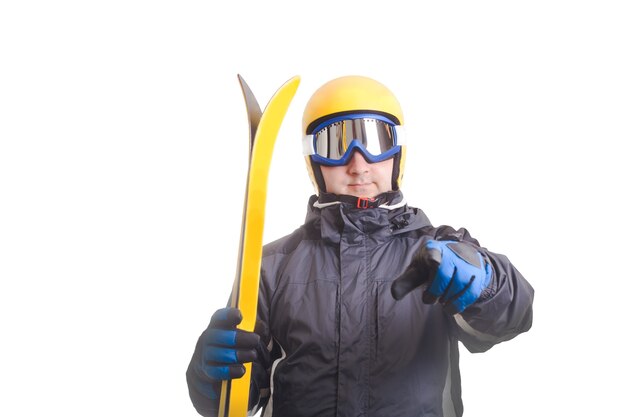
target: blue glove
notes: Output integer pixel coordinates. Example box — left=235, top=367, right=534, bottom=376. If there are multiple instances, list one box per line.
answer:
left=187, top=307, right=260, bottom=401
left=391, top=239, right=493, bottom=314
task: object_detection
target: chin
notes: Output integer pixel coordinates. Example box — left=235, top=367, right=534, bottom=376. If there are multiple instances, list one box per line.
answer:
left=345, top=188, right=377, bottom=198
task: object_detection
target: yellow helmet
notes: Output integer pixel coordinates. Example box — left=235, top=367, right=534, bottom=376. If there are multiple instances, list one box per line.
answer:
left=302, top=75, right=406, bottom=194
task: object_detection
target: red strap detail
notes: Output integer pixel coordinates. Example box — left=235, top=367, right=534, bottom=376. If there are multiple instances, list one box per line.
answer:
left=357, top=197, right=376, bottom=209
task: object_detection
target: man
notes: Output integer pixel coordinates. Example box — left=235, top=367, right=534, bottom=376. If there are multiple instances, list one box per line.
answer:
left=187, top=75, right=534, bottom=416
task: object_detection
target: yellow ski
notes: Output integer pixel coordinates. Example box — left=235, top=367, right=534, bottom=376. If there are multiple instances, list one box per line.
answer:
left=218, top=75, right=300, bottom=417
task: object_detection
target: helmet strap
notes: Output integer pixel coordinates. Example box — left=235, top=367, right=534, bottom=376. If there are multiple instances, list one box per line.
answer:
left=310, top=158, right=327, bottom=193
left=391, top=150, right=402, bottom=191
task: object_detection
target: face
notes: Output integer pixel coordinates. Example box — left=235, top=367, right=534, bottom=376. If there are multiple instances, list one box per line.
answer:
left=320, top=151, right=394, bottom=198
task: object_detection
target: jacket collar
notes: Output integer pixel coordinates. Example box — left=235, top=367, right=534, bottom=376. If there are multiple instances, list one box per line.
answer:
left=304, top=192, right=432, bottom=245
left=314, top=191, right=406, bottom=210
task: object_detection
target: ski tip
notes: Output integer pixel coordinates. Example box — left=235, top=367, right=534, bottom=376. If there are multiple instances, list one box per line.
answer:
left=275, top=75, right=301, bottom=95
left=286, top=75, right=301, bottom=86
left=237, top=74, right=300, bottom=88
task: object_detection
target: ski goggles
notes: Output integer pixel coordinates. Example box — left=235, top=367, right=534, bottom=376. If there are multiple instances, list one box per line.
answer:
left=302, top=113, right=405, bottom=166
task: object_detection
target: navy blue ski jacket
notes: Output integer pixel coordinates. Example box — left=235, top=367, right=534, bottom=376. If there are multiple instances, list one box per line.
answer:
left=188, top=191, right=534, bottom=417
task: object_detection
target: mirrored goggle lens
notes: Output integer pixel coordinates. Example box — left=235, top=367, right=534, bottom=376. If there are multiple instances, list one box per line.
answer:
left=313, top=118, right=397, bottom=160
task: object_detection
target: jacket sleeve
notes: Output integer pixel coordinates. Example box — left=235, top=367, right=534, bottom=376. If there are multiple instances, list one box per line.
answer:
left=456, top=249, right=534, bottom=352
left=247, top=264, right=281, bottom=414
left=248, top=319, right=274, bottom=414
left=434, top=226, right=535, bottom=353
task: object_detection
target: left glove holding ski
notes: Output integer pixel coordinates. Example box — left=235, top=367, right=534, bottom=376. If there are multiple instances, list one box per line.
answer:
left=186, top=307, right=260, bottom=405
left=391, top=240, right=493, bottom=314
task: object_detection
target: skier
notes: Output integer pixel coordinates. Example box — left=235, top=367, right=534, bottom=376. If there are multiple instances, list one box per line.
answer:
left=186, top=75, right=534, bottom=417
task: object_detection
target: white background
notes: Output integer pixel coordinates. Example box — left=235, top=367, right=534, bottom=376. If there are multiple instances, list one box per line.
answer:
left=1, top=1, right=625, bottom=416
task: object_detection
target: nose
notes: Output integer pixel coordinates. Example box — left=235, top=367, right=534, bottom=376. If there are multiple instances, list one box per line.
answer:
left=347, top=151, right=370, bottom=174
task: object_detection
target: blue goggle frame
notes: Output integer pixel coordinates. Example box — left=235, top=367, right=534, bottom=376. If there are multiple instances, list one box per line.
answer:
left=302, top=113, right=405, bottom=166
